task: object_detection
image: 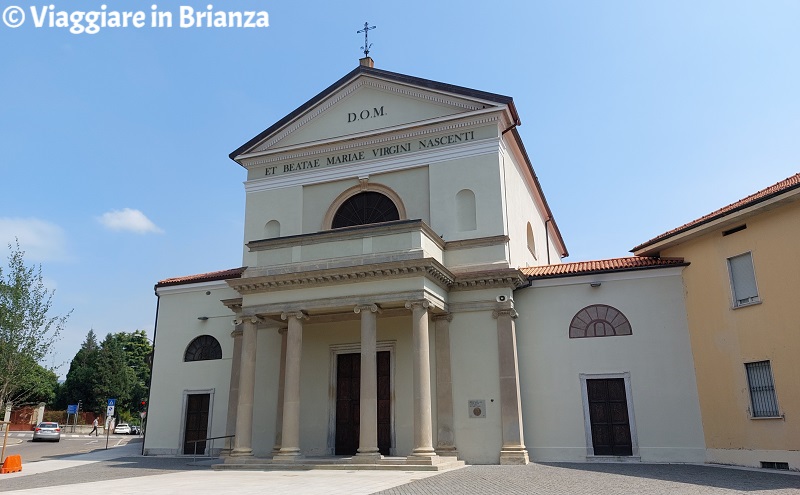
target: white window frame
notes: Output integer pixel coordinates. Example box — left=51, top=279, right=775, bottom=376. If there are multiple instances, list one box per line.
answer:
left=727, top=251, right=761, bottom=308
left=579, top=372, right=640, bottom=459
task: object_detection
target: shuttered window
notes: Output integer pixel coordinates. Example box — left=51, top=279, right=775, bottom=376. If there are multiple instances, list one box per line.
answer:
left=745, top=361, right=780, bottom=418
left=728, top=252, right=759, bottom=307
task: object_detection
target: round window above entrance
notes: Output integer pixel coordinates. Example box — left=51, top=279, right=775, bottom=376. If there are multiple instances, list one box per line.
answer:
left=331, top=191, right=400, bottom=229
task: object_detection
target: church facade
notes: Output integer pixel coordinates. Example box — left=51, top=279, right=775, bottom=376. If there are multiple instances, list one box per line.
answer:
left=144, top=59, right=707, bottom=467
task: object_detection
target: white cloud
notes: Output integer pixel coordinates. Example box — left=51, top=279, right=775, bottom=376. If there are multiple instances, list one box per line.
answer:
left=0, top=218, right=69, bottom=262
left=97, top=208, right=164, bottom=234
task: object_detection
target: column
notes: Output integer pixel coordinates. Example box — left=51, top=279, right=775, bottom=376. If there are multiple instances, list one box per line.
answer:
left=231, top=316, right=260, bottom=457
left=405, top=300, right=436, bottom=459
left=433, top=314, right=457, bottom=456
left=493, top=307, right=529, bottom=465
left=272, top=328, right=287, bottom=454
left=355, top=303, right=381, bottom=460
left=275, top=311, right=307, bottom=460
left=225, top=323, right=243, bottom=454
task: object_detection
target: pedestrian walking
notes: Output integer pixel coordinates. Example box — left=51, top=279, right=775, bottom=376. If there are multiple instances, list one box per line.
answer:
left=89, top=417, right=99, bottom=436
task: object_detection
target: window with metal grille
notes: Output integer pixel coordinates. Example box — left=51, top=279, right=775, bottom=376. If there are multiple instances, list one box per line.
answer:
left=331, top=191, right=400, bottom=229
left=184, top=335, right=222, bottom=362
left=728, top=252, right=760, bottom=307
left=745, top=361, right=780, bottom=417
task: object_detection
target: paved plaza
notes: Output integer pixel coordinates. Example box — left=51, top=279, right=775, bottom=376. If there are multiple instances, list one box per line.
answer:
left=1, top=442, right=798, bottom=494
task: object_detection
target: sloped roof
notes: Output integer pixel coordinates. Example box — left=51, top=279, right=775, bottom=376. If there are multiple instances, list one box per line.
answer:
left=229, top=64, right=518, bottom=161
left=155, top=267, right=245, bottom=289
left=633, top=173, right=800, bottom=254
left=522, top=256, right=687, bottom=280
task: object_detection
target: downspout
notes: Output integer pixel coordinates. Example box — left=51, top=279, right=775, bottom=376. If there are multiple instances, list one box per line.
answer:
left=142, top=289, right=160, bottom=456
left=544, top=218, right=552, bottom=265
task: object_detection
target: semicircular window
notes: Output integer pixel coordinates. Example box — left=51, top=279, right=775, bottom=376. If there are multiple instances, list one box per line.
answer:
left=332, top=191, right=400, bottom=229
left=569, top=304, right=632, bottom=338
left=184, top=335, right=223, bottom=361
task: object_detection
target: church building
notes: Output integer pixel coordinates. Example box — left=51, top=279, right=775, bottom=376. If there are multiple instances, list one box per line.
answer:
left=144, top=58, right=706, bottom=468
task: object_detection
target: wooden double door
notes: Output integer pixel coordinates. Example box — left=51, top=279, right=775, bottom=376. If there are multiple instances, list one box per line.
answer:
left=586, top=378, right=633, bottom=456
left=183, top=393, right=210, bottom=455
left=335, top=351, right=391, bottom=455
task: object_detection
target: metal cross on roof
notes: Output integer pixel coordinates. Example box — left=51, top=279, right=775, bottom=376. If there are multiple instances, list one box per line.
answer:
left=357, top=22, right=376, bottom=58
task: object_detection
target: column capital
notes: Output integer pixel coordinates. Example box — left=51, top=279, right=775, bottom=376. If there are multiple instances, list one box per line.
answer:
left=405, top=300, right=430, bottom=311
left=281, top=311, right=309, bottom=322
left=230, top=328, right=243, bottom=339
left=492, top=308, right=518, bottom=320
left=432, top=313, right=453, bottom=322
left=233, top=316, right=263, bottom=326
left=354, top=303, right=381, bottom=314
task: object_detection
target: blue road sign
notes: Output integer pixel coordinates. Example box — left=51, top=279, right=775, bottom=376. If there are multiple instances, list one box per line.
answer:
left=107, top=399, right=116, bottom=407
left=67, top=404, right=78, bottom=414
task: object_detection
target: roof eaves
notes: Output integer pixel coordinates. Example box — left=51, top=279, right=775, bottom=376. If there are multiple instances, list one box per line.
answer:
left=632, top=174, right=800, bottom=254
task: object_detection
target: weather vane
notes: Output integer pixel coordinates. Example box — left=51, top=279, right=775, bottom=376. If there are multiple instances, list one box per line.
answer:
left=357, top=22, right=376, bottom=57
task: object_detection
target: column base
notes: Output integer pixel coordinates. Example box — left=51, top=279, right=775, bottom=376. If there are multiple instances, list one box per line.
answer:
left=229, top=448, right=253, bottom=457
left=435, top=446, right=459, bottom=457
left=273, top=448, right=304, bottom=461
left=499, top=447, right=529, bottom=465
left=353, top=452, right=383, bottom=463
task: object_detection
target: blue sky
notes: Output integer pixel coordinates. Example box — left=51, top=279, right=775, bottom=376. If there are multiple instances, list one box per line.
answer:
left=1, top=1, right=798, bottom=377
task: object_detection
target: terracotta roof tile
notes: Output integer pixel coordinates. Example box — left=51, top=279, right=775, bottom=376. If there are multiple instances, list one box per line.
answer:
left=522, top=257, right=686, bottom=279
left=633, top=173, right=800, bottom=253
left=156, top=267, right=245, bottom=288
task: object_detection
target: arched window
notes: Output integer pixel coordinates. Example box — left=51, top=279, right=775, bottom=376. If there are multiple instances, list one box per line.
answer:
left=331, top=191, right=400, bottom=229
left=456, top=189, right=477, bottom=231
left=184, top=335, right=223, bottom=361
left=569, top=305, right=632, bottom=338
left=264, top=220, right=280, bottom=238
left=526, top=222, right=536, bottom=258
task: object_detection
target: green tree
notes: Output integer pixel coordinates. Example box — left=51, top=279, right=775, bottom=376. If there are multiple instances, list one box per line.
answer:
left=0, top=240, right=70, bottom=409
left=63, top=330, right=152, bottom=415
left=63, top=330, right=101, bottom=411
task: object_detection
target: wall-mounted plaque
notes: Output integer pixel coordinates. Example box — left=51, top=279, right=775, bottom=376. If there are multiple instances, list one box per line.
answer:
left=468, top=399, right=486, bottom=418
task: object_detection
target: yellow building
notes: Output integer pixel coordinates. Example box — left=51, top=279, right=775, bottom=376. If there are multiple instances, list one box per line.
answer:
left=633, top=173, right=800, bottom=470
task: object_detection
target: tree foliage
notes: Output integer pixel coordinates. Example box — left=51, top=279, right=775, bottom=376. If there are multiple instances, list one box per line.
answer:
left=63, top=329, right=152, bottom=415
left=0, top=240, right=70, bottom=409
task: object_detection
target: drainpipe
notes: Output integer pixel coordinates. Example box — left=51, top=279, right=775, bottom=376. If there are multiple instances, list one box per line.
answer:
left=544, top=218, right=552, bottom=265
left=142, top=290, right=160, bottom=456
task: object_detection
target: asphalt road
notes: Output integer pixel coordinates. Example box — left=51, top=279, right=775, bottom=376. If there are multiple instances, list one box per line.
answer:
left=1, top=431, right=138, bottom=463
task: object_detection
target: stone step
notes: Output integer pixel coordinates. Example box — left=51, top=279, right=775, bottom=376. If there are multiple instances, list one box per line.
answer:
left=213, top=457, right=466, bottom=472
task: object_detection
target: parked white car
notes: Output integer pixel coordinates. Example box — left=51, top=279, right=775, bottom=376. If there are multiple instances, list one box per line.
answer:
left=113, top=423, right=131, bottom=435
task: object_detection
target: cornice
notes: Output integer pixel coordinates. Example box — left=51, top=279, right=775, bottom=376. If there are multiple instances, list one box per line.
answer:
left=451, top=269, right=528, bottom=291
left=444, top=235, right=509, bottom=250
left=221, top=298, right=243, bottom=313
left=242, top=114, right=500, bottom=167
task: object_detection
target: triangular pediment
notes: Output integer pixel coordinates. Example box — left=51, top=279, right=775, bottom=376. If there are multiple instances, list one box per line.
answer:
left=231, top=66, right=515, bottom=160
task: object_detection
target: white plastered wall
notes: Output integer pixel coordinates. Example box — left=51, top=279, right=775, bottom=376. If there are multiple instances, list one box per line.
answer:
left=145, top=282, right=240, bottom=455
left=499, top=144, right=551, bottom=268
left=514, top=269, right=706, bottom=463
left=428, top=153, right=505, bottom=243
left=242, top=185, right=303, bottom=266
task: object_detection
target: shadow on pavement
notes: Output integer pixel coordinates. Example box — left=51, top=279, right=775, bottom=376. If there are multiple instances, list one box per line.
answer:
left=543, top=462, right=800, bottom=492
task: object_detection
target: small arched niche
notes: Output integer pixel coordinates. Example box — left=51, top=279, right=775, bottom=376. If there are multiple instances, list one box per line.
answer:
left=526, top=222, right=536, bottom=258
left=456, top=189, right=477, bottom=231
left=264, top=220, right=280, bottom=239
